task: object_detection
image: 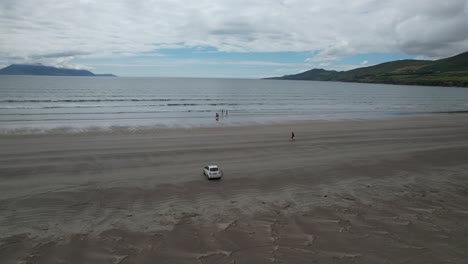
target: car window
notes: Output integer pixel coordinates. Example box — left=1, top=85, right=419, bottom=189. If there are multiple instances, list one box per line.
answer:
left=209, top=168, right=218, bottom=172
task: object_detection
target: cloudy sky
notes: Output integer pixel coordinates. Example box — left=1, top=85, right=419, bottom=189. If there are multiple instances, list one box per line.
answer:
left=1, top=0, right=467, bottom=78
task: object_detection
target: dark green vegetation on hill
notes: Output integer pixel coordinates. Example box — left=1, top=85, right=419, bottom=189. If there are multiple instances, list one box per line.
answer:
left=0, top=64, right=116, bottom=77
left=268, top=51, right=468, bottom=87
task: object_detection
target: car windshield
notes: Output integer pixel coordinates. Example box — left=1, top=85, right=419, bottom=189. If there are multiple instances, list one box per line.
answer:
left=209, top=168, right=218, bottom=172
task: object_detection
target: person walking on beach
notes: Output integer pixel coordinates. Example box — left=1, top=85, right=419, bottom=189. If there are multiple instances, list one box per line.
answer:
left=291, top=131, right=295, bottom=141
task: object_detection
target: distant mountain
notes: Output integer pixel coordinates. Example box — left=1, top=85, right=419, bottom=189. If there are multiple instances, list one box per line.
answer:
left=0, top=64, right=116, bottom=77
left=267, top=51, right=468, bottom=87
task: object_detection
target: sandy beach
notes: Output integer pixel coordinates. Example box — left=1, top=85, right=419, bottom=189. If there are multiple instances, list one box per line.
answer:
left=1, top=114, right=468, bottom=263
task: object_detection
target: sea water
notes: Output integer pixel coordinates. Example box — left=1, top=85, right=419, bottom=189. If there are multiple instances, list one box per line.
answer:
left=1, top=75, right=468, bottom=133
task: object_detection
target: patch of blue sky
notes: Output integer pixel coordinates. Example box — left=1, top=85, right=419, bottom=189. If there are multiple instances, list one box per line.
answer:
left=75, top=46, right=315, bottom=77
left=75, top=46, right=417, bottom=77
left=76, top=56, right=283, bottom=78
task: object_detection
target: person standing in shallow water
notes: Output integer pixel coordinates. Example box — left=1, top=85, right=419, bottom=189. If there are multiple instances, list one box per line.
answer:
left=291, top=131, right=295, bottom=140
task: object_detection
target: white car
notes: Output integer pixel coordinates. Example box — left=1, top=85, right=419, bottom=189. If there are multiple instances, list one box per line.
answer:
left=203, top=165, right=223, bottom=179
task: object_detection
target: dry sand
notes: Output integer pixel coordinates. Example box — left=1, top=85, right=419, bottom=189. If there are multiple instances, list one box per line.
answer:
left=1, top=114, right=468, bottom=263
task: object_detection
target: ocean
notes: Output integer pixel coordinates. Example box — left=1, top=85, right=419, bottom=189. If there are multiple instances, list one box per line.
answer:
left=1, top=75, right=468, bottom=133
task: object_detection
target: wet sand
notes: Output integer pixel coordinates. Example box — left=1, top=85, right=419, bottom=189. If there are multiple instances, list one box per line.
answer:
left=1, top=114, right=468, bottom=263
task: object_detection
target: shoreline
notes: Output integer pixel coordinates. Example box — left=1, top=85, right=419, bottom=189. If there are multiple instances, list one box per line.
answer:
left=1, top=113, right=468, bottom=263
left=1, top=111, right=467, bottom=136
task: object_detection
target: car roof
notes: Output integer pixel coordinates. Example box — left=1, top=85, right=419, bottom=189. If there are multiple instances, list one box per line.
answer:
left=207, top=165, right=219, bottom=168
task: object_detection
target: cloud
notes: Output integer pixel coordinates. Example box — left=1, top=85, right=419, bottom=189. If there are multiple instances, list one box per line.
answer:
left=392, top=0, right=468, bottom=58
left=87, top=59, right=303, bottom=68
left=306, top=41, right=357, bottom=63
left=1, top=0, right=467, bottom=69
left=31, top=51, right=91, bottom=59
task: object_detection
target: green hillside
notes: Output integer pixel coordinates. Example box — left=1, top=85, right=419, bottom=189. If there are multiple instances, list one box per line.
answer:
left=268, top=51, right=468, bottom=87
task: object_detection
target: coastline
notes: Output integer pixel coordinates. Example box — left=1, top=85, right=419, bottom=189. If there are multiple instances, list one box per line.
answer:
left=1, top=114, right=468, bottom=263
left=0, top=111, right=465, bottom=136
